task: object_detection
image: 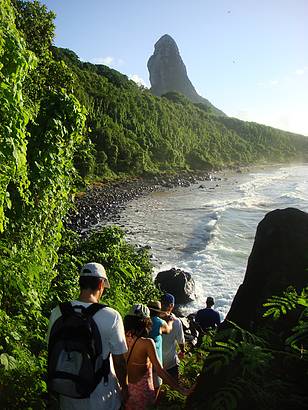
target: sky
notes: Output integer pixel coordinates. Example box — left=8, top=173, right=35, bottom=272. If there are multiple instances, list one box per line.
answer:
left=42, top=0, right=308, bottom=136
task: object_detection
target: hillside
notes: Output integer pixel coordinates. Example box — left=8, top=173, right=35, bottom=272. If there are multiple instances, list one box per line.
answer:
left=54, top=47, right=308, bottom=179
left=0, top=1, right=308, bottom=407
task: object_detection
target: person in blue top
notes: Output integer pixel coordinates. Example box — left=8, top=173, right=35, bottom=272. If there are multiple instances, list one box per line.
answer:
left=195, top=296, right=220, bottom=335
left=147, top=300, right=172, bottom=396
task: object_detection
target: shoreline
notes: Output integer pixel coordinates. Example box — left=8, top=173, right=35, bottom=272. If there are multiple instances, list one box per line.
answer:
left=65, top=170, right=229, bottom=233
left=64, top=162, right=300, bottom=315
left=67, top=161, right=299, bottom=234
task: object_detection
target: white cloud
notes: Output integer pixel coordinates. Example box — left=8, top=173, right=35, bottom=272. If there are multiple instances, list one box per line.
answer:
left=91, top=56, right=114, bottom=66
left=295, top=69, right=305, bottom=75
left=295, top=67, right=308, bottom=76
left=257, top=79, right=279, bottom=88
left=270, top=80, right=279, bottom=86
left=273, top=113, right=308, bottom=136
left=90, top=56, right=125, bottom=68
left=129, top=74, right=148, bottom=88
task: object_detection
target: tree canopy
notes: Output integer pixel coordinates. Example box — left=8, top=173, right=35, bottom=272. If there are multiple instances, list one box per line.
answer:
left=0, top=1, right=307, bottom=407
left=52, top=47, right=308, bottom=179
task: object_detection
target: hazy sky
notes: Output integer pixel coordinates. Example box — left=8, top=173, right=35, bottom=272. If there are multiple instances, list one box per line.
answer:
left=42, top=0, right=308, bottom=136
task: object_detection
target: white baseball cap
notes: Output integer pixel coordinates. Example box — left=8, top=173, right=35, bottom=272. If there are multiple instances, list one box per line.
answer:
left=80, top=262, right=110, bottom=288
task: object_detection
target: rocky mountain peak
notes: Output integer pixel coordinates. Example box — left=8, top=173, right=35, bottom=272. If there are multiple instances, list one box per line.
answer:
left=147, top=34, right=225, bottom=116
left=154, top=34, right=180, bottom=56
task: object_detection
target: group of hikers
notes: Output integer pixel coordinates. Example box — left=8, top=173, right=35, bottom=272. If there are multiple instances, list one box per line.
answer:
left=47, top=262, right=221, bottom=410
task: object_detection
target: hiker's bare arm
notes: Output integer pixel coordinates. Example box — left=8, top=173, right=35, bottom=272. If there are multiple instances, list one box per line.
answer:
left=146, top=339, right=188, bottom=395
left=161, top=318, right=173, bottom=334
left=112, top=354, right=128, bottom=400
left=112, top=353, right=127, bottom=387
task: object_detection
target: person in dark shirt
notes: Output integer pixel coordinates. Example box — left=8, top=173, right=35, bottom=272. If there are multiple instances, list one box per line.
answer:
left=195, top=296, right=220, bottom=337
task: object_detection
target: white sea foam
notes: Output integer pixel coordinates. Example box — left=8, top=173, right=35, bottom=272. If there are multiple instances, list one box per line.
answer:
left=117, top=164, right=308, bottom=319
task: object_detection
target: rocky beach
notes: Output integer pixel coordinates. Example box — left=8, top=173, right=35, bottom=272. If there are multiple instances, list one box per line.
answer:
left=66, top=171, right=224, bottom=233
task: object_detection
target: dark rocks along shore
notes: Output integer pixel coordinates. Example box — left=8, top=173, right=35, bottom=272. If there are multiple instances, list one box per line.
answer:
left=65, top=171, right=220, bottom=233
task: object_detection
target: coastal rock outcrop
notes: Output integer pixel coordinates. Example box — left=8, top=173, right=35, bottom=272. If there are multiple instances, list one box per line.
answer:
left=225, top=207, right=308, bottom=329
left=154, top=267, right=195, bottom=304
left=147, top=34, right=225, bottom=116
left=186, top=207, right=308, bottom=409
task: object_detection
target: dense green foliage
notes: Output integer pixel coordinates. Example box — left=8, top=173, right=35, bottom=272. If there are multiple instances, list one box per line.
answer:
left=47, top=227, right=160, bottom=319
left=0, top=1, right=158, bottom=407
left=157, top=286, right=308, bottom=410
left=187, top=287, right=308, bottom=410
left=0, top=0, right=87, bottom=406
left=53, top=47, right=308, bottom=178
left=1, top=0, right=308, bottom=408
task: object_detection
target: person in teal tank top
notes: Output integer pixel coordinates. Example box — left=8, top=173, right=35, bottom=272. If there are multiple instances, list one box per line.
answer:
left=147, top=301, right=173, bottom=396
left=150, top=315, right=164, bottom=362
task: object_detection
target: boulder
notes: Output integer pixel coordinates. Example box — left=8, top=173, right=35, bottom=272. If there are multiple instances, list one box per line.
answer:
left=155, top=267, right=195, bottom=304
left=225, top=207, right=308, bottom=329
left=147, top=34, right=225, bottom=116
left=186, top=207, right=308, bottom=409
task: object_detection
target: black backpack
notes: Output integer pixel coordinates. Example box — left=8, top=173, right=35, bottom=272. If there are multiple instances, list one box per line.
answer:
left=48, top=302, right=110, bottom=398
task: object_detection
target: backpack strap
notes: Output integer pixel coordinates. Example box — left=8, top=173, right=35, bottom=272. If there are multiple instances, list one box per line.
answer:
left=59, top=302, right=106, bottom=318
left=84, top=303, right=110, bottom=385
left=84, top=303, right=107, bottom=318
left=95, top=353, right=111, bottom=386
left=59, top=302, right=75, bottom=317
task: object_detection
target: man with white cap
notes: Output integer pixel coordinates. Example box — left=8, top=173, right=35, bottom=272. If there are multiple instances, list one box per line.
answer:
left=47, top=262, right=128, bottom=410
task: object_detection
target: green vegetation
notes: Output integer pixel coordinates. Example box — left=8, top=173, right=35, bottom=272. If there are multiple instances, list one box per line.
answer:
left=0, top=1, right=158, bottom=406
left=182, top=286, right=308, bottom=410
left=1, top=0, right=308, bottom=407
left=157, top=287, right=308, bottom=410
left=0, top=0, right=86, bottom=406
left=48, top=227, right=160, bottom=320
left=53, top=47, right=308, bottom=178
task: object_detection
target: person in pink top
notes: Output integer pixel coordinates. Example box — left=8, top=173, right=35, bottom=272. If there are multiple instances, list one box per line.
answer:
left=123, top=304, right=189, bottom=410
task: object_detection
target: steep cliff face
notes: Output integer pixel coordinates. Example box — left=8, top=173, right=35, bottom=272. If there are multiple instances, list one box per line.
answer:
left=147, top=34, right=225, bottom=116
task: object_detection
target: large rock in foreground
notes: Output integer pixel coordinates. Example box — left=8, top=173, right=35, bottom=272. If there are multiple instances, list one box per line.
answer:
left=186, top=207, right=308, bottom=409
left=147, top=34, right=225, bottom=116
left=155, top=267, right=195, bottom=304
left=225, top=207, right=308, bottom=328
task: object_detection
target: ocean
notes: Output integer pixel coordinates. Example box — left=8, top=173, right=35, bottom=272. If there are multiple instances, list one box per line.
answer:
left=114, top=163, right=308, bottom=319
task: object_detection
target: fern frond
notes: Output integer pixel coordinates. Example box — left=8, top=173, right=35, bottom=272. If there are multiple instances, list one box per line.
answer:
left=225, top=320, right=267, bottom=346
left=209, top=378, right=245, bottom=410
left=286, top=320, right=308, bottom=356
left=204, top=339, right=239, bottom=373
left=238, top=342, right=273, bottom=376
left=263, top=289, right=299, bottom=319
left=298, top=287, right=308, bottom=307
